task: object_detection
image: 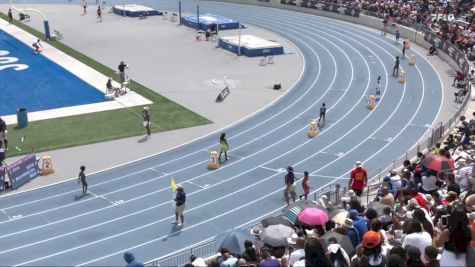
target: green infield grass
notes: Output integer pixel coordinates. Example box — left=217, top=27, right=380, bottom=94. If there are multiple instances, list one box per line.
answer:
left=0, top=14, right=211, bottom=157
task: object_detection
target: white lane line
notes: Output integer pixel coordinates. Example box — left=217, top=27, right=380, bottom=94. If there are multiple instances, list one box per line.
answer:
left=296, top=12, right=443, bottom=141
left=5, top=12, right=418, bottom=266
left=1, top=17, right=370, bottom=257
left=185, top=181, right=206, bottom=189
left=0, top=13, right=368, bottom=245
left=318, top=151, right=342, bottom=157
left=87, top=191, right=115, bottom=206
left=314, top=175, right=348, bottom=180
left=369, top=137, right=392, bottom=142
left=0, top=16, right=333, bottom=222
left=258, top=166, right=284, bottom=173
left=1, top=210, right=12, bottom=220
left=128, top=9, right=436, bottom=266
left=0, top=9, right=436, bottom=266
left=0, top=21, right=319, bottom=211
left=0, top=11, right=308, bottom=201
left=74, top=167, right=358, bottom=266
left=11, top=12, right=421, bottom=266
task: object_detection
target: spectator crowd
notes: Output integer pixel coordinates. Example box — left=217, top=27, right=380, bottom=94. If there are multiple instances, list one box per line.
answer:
left=173, top=112, right=475, bottom=267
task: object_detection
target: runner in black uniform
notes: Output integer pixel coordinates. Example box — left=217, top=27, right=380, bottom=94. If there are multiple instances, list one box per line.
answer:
left=318, top=103, right=326, bottom=127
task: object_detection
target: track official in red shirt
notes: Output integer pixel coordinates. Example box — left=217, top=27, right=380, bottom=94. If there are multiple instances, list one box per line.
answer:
left=349, top=161, right=367, bottom=197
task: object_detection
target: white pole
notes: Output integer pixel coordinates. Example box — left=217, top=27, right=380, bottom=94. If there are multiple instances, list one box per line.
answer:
left=238, top=22, right=241, bottom=56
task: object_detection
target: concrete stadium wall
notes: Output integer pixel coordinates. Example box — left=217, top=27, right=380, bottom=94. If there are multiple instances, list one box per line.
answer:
left=207, top=0, right=460, bottom=69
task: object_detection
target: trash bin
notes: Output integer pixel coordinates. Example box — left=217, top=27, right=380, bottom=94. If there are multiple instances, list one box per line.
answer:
left=16, top=108, right=28, bottom=128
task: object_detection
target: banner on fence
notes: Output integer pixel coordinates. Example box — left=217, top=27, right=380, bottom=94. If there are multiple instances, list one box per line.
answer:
left=6, top=153, right=40, bottom=190
left=280, top=0, right=360, bottom=17
left=424, top=31, right=470, bottom=73
left=0, top=167, right=6, bottom=193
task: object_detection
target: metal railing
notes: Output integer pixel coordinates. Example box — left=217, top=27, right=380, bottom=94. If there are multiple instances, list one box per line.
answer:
left=145, top=4, right=473, bottom=267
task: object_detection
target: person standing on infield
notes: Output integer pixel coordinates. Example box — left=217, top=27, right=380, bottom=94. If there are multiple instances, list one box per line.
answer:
left=393, top=56, right=400, bottom=77
left=318, top=103, right=326, bottom=127
left=118, top=61, right=127, bottom=84
left=172, top=184, right=186, bottom=227
left=142, top=107, right=151, bottom=138
left=7, top=8, right=13, bottom=24
left=96, top=6, right=102, bottom=22
left=218, top=132, right=229, bottom=162
left=78, top=165, right=88, bottom=196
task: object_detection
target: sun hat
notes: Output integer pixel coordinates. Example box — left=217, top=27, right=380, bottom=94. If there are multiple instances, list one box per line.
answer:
left=143, top=106, right=149, bottom=111
left=347, top=190, right=355, bottom=197
left=176, top=184, right=183, bottom=190
left=355, top=161, right=362, bottom=168
left=287, top=233, right=298, bottom=245
left=363, top=231, right=381, bottom=249
left=327, top=244, right=341, bottom=254
left=250, top=227, right=262, bottom=236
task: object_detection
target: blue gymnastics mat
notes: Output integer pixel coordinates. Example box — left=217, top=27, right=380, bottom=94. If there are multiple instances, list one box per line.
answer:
left=0, top=30, right=109, bottom=117
left=181, top=14, right=240, bottom=30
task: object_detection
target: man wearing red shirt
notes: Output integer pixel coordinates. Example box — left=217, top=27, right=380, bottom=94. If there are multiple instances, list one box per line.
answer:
left=349, top=161, right=367, bottom=197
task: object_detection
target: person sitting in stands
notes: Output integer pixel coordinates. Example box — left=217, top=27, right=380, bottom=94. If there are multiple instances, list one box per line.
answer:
left=427, top=45, right=437, bottom=56
left=453, top=71, right=466, bottom=87
left=106, top=78, right=121, bottom=96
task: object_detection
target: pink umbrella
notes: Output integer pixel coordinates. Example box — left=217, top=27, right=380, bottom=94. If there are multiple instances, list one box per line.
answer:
left=298, top=207, right=329, bottom=226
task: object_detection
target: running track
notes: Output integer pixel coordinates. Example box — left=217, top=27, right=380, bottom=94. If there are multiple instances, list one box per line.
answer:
left=0, top=0, right=443, bottom=265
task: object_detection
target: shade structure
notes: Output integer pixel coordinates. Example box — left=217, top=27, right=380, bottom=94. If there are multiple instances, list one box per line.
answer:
left=260, top=224, right=296, bottom=247
left=297, top=207, right=329, bottom=226
left=421, top=154, right=455, bottom=172
left=215, top=228, right=254, bottom=255
left=261, top=216, right=294, bottom=228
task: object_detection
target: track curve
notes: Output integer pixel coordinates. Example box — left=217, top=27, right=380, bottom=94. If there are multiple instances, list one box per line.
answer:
left=0, top=0, right=443, bottom=265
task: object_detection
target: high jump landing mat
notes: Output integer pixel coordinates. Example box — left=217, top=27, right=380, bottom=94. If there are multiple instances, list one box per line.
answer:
left=113, top=4, right=162, bottom=17
left=181, top=14, right=240, bottom=31
left=219, top=35, right=284, bottom=57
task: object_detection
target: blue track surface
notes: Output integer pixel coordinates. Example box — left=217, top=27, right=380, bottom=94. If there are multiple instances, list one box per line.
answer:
left=0, top=0, right=443, bottom=265
left=0, top=29, right=108, bottom=116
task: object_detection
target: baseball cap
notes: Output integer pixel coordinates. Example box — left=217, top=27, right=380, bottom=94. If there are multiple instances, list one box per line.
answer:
left=363, top=231, right=381, bottom=249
